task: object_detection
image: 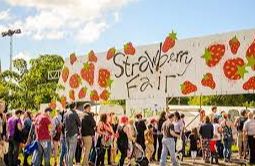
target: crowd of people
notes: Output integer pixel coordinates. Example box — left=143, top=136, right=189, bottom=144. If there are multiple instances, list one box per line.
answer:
left=0, top=103, right=255, bottom=166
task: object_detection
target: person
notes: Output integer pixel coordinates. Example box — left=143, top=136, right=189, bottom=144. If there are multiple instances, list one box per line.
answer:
left=81, top=103, right=96, bottom=166
left=7, top=110, right=23, bottom=166
left=157, top=111, right=166, bottom=162
left=33, top=108, right=52, bottom=166
left=209, top=135, right=218, bottom=164
left=117, top=116, right=130, bottom=166
left=189, top=127, right=199, bottom=162
left=106, top=112, right=115, bottom=165
left=151, top=119, right=158, bottom=161
left=52, top=110, right=63, bottom=166
left=243, top=112, right=255, bottom=165
left=210, top=106, right=217, bottom=122
left=144, top=124, right=154, bottom=161
left=59, top=109, right=67, bottom=166
left=213, top=117, right=223, bottom=158
left=160, top=113, right=180, bottom=166
left=135, top=113, right=147, bottom=150
left=221, top=113, right=234, bottom=162
left=64, top=102, right=81, bottom=166
left=234, top=109, right=248, bottom=159
left=199, top=116, right=214, bottom=163
left=128, top=118, right=137, bottom=142
left=96, top=113, right=114, bottom=166
left=111, top=115, right=119, bottom=165
left=75, top=134, right=82, bottom=165
left=22, top=111, right=32, bottom=166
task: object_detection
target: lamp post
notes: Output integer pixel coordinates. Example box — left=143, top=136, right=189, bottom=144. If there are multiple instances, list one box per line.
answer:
left=1, top=29, right=21, bottom=71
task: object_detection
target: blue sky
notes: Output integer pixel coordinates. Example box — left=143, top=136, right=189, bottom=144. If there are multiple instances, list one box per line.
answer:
left=0, top=0, right=255, bottom=70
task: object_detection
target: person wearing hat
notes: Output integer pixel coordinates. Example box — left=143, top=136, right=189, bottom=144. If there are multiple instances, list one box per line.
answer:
left=81, top=103, right=96, bottom=166
left=32, top=107, right=52, bottom=166
left=7, top=109, right=23, bottom=166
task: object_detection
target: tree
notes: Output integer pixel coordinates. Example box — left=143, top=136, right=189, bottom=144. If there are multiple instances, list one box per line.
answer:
left=0, top=55, right=64, bottom=110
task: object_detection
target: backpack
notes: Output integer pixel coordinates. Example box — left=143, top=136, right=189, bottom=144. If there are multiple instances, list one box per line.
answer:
left=53, top=118, right=62, bottom=141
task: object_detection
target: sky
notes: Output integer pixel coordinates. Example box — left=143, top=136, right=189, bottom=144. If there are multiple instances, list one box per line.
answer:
left=0, top=0, right=255, bottom=70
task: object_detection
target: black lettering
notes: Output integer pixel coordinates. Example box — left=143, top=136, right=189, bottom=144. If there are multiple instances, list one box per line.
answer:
left=140, top=77, right=153, bottom=92
left=123, top=57, right=131, bottom=77
left=165, top=75, right=176, bottom=93
left=113, top=52, right=125, bottom=78
left=131, top=62, right=139, bottom=76
left=126, top=74, right=140, bottom=98
left=138, top=56, right=150, bottom=73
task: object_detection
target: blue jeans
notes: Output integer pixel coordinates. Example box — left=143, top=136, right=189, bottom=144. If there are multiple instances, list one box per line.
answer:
left=160, top=137, right=178, bottom=166
left=60, top=139, right=67, bottom=166
left=223, top=138, right=232, bottom=160
left=32, top=140, right=51, bottom=166
left=65, top=135, right=78, bottom=166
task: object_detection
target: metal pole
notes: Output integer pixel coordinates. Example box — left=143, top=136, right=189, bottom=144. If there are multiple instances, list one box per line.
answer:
left=10, top=35, right=13, bottom=71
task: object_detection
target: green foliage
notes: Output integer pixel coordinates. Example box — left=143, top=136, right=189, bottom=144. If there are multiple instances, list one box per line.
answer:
left=0, top=55, right=64, bottom=110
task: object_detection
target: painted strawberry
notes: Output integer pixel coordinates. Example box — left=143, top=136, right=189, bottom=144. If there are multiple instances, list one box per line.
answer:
left=90, top=90, right=99, bottom=101
left=100, top=90, right=110, bottom=101
left=107, top=47, right=116, bottom=60
left=223, top=57, right=248, bottom=80
left=201, top=73, right=216, bottom=89
left=124, top=42, right=136, bottom=55
left=202, top=44, right=225, bottom=67
left=49, top=100, right=57, bottom=110
left=61, top=66, right=69, bottom=83
left=69, top=90, right=75, bottom=101
left=69, top=74, right=81, bottom=89
left=162, top=31, right=177, bottom=53
left=60, top=96, right=67, bottom=108
left=78, top=87, right=87, bottom=99
left=229, top=36, right=240, bottom=55
left=88, top=50, right=97, bottom=62
left=246, top=39, right=255, bottom=70
left=80, top=62, right=95, bottom=86
left=98, top=68, right=112, bottom=88
left=70, top=53, right=77, bottom=65
left=243, top=76, right=255, bottom=90
left=180, top=81, right=197, bottom=95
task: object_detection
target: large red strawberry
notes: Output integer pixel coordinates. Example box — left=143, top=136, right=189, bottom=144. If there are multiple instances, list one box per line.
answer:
left=90, top=90, right=99, bottom=101
left=98, top=69, right=112, bottom=88
left=202, top=44, right=225, bottom=67
left=162, top=31, right=177, bottom=53
left=180, top=81, right=197, bottom=95
left=124, top=42, right=135, bottom=55
left=243, top=76, right=255, bottom=90
left=61, top=66, right=69, bottom=82
left=80, top=62, right=95, bottom=86
left=78, top=87, right=87, bottom=99
left=60, top=96, right=67, bottom=108
left=246, top=39, right=255, bottom=70
left=229, top=36, right=240, bottom=55
left=223, top=57, right=247, bottom=80
left=69, top=74, right=81, bottom=89
left=70, top=53, right=77, bottom=65
left=69, top=90, right=75, bottom=101
left=88, top=50, right=97, bottom=63
left=100, top=90, right=110, bottom=101
left=107, top=47, right=116, bottom=60
left=201, top=73, right=216, bottom=89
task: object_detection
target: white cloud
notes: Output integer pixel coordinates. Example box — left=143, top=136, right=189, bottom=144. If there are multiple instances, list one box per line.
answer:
left=113, top=12, right=120, bottom=22
left=13, top=52, right=31, bottom=61
left=0, top=9, right=10, bottom=21
left=5, top=0, right=135, bottom=42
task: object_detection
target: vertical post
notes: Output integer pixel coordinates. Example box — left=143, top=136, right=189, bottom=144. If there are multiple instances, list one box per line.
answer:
left=10, top=35, right=13, bottom=71
left=178, top=97, right=181, bottom=105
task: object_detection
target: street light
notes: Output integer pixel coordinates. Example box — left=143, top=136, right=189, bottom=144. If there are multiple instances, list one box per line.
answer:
left=1, top=29, right=21, bottom=71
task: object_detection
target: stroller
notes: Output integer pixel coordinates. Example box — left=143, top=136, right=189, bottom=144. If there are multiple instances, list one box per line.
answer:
left=127, top=142, right=149, bottom=166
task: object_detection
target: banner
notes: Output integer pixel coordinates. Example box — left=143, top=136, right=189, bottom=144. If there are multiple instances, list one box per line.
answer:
left=57, top=28, right=255, bottom=103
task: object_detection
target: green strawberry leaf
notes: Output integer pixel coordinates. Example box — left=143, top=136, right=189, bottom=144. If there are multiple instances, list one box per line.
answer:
left=169, top=30, right=177, bottom=40
left=83, top=62, right=90, bottom=70
left=202, top=49, right=212, bottom=63
left=237, top=65, right=248, bottom=79
left=247, top=56, right=255, bottom=67
left=180, top=83, right=185, bottom=91
left=107, top=79, right=113, bottom=89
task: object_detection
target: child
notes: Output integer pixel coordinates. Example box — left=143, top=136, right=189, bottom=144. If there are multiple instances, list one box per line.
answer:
left=210, top=135, right=218, bottom=164
left=144, top=124, right=154, bottom=161
left=189, top=127, right=199, bottom=162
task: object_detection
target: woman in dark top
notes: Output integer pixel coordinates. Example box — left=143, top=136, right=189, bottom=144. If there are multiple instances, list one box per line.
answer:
left=199, top=116, right=214, bottom=163
left=189, top=127, right=199, bottom=161
left=135, top=114, right=147, bottom=150
left=157, top=111, right=166, bottom=161
left=117, top=116, right=129, bottom=166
